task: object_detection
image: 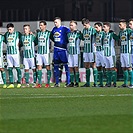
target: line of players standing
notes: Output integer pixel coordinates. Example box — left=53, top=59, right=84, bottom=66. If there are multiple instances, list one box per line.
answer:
left=0, top=17, right=133, bottom=88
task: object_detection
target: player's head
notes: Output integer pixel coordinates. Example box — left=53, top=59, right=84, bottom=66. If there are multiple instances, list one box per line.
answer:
left=103, top=22, right=111, bottom=32
left=94, top=22, right=102, bottom=32
left=81, top=18, right=90, bottom=29
left=7, top=23, right=14, bottom=33
left=39, top=20, right=47, bottom=31
left=119, top=19, right=127, bottom=30
left=129, top=18, right=133, bottom=29
left=23, top=24, right=30, bottom=34
left=69, top=20, right=77, bottom=31
left=54, top=17, right=61, bottom=28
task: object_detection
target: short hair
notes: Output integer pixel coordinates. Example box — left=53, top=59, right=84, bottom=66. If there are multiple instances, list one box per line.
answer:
left=81, top=18, right=89, bottom=25
left=23, top=24, right=30, bottom=27
left=6, top=23, right=14, bottom=28
left=129, top=18, right=133, bottom=22
left=94, top=22, right=102, bottom=27
left=103, top=22, right=111, bottom=28
left=70, top=20, right=77, bottom=25
left=54, top=17, right=61, bottom=21
left=40, top=20, right=47, bottom=25
left=119, top=19, right=126, bottom=24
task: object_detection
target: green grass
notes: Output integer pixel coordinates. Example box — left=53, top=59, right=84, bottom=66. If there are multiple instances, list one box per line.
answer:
left=0, top=82, right=133, bottom=133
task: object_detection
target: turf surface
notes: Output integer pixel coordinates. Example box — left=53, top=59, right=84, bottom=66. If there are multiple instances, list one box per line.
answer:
left=0, top=83, right=133, bottom=133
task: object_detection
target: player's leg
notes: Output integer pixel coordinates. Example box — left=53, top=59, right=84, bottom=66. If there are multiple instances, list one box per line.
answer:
left=108, top=56, right=114, bottom=87
left=0, top=57, right=6, bottom=88
left=43, top=54, right=51, bottom=88
left=53, top=51, right=60, bottom=87
left=68, top=54, right=74, bottom=86
left=96, top=52, right=104, bottom=87
left=0, top=68, right=7, bottom=88
left=81, top=53, right=90, bottom=87
left=121, top=54, right=128, bottom=87
left=23, top=58, right=30, bottom=87
left=7, top=55, right=14, bottom=88
left=112, top=55, right=117, bottom=87
left=91, top=53, right=98, bottom=87
left=126, top=54, right=133, bottom=87
left=128, top=67, right=133, bottom=87
left=36, top=54, right=43, bottom=87
left=29, top=58, right=37, bottom=87
left=13, top=54, right=22, bottom=88
left=104, top=57, right=110, bottom=86
left=59, top=50, right=70, bottom=86
left=59, top=64, right=63, bottom=82
left=73, top=54, right=79, bottom=87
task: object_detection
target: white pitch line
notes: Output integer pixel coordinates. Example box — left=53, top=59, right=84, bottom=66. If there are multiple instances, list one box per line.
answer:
left=0, top=94, right=132, bottom=100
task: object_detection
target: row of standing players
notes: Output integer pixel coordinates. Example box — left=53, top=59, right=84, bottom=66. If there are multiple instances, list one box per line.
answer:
left=0, top=17, right=133, bottom=88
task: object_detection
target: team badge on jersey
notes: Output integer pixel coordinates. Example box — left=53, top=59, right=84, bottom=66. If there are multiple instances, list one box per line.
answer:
left=24, top=40, right=29, bottom=46
left=7, top=37, right=14, bottom=42
left=84, top=34, right=90, bottom=39
left=121, top=35, right=126, bottom=41
left=54, top=32, right=61, bottom=37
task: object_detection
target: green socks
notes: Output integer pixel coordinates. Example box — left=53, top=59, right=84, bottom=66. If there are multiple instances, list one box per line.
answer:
left=16, top=67, right=22, bottom=83
left=8, top=68, right=13, bottom=83
left=1, top=71, right=6, bottom=84
left=47, top=70, right=51, bottom=84
left=108, top=71, right=112, bottom=84
left=128, top=70, right=133, bottom=85
left=25, top=72, right=29, bottom=84
left=98, top=71, right=103, bottom=85
left=86, top=69, right=90, bottom=85
left=37, top=70, right=42, bottom=84
left=123, top=70, right=128, bottom=85
left=93, top=68, right=98, bottom=85
left=112, top=70, right=117, bottom=84
left=33, top=72, right=37, bottom=83
left=70, top=72, right=74, bottom=83
left=75, top=72, right=79, bottom=83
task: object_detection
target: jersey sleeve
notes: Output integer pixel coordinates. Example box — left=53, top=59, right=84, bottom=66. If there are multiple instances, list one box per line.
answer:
left=50, top=29, right=54, bottom=42
left=113, top=32, right=119, bottom=41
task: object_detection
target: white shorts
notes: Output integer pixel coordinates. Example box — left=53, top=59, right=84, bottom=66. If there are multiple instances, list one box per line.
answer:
left=23, top=58, right=36, bottom=69
left=96, top=51, right=105, bottom=67
left=83, top=53, right=95, bottom=63
left=36, top=54, right=50, bottom=66
left=7, top=54, right=20, bottom=68
left=68, top=54, right=79, bottom=67
left=0, top=57, right=4, bottom=68
left=121, top=53, right=131, bottom=68
left=131, top=54, right=133, bottom=65
left=104, top=56, right=114, bottom=68
left=112, top=55, right=116, bottom=67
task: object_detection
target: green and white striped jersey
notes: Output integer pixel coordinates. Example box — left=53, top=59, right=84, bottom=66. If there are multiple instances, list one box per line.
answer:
left=119, top=28, right=132, bottom=53
left=67, top=30, right=82, bottom=54
left=0, top=34, right=4, bottom=57
left=4, top=31, right=21, bottom=54
left=95, top=31, right=104, bottom=51
left=103, top=31, right=118, bottom=57
left=129, top=30, right=133, bottom=54
left=21, top=34, right=36, bottom=58
left=82, top=26, right=96, bottom=53
left=36, top=30, right=51, bottom=54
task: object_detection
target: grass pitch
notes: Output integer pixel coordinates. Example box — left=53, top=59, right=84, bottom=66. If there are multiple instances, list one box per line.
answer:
left=0, top=82, right=133, bottom=133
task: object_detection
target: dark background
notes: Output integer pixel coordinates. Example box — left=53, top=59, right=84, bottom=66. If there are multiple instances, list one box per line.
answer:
left=0, top=0, right=133, bottom=23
